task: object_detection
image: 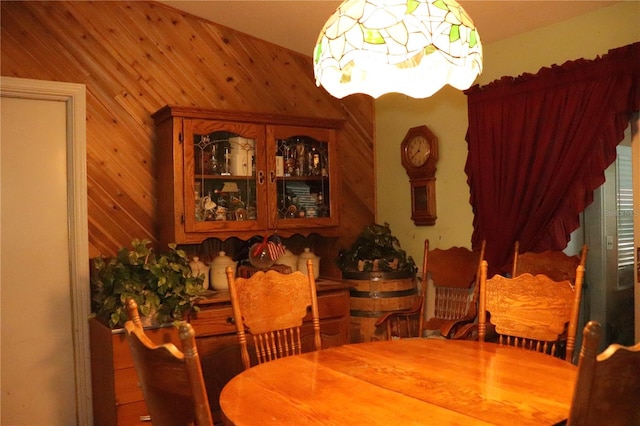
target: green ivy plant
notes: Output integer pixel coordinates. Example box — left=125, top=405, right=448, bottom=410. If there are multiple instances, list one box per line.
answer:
left=336, top=223, right=416, bottom=273
left=91, top=239, right=205, bottom=329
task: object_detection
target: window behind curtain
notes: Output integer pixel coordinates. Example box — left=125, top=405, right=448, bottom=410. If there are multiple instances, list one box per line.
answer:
left=616, top=144, right=634, bottom=290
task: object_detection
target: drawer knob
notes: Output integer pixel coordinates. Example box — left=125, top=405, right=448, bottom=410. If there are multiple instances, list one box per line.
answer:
left=227, top=316, right=235, bottom=324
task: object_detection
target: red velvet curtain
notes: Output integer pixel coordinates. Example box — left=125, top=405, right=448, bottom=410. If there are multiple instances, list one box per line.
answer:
left=465, top=42, right=640, bottom=275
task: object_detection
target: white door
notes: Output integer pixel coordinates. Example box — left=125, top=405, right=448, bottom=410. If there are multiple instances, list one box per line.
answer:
left=1, top=78, right=91, bottom=425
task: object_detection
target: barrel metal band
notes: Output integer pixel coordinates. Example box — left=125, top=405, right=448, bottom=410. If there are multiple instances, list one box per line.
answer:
left=349, top=288, right=417, bottom=299
left=350, top=309, right=415, bottom=318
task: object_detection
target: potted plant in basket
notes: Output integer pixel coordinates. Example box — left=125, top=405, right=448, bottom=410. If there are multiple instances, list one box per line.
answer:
left=336, top=223, right=417, bottom=343
left=90, top=239, right=206, bottom=329
left=336, top=222, right=416, bottom=274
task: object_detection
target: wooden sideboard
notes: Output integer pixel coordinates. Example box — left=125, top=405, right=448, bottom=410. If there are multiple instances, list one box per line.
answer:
left=89, top=280, right=350, bottom=425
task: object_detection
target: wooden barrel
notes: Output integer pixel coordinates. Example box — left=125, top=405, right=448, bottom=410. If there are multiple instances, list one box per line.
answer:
left=344, top=270, right=418, bottom=343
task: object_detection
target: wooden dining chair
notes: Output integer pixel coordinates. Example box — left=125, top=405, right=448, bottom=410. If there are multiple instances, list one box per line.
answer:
left=375, top=239, right=485, bottom=340
left=124, top=299, right=214, bottom=426
left=226, top=259, right=321, bottom=370
left=477, top=260, right=585, bottom=362
left=374, top=294, right=424, bottom=339
left=511, top=241, right=588, bottom=283
left=567, top=320, right=640, bottom=425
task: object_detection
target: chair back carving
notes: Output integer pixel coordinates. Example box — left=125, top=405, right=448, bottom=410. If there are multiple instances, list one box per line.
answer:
left=375, top=239, right=485, bottom=340
left=478, top=260, right=584, bottom=362
left=512, top=241, right=588, bottom=283
left=226, top=259, right=321, bottom=370
left=124, top=299, right=213, bottom=426
left=568, top=320, right=640, bottom=425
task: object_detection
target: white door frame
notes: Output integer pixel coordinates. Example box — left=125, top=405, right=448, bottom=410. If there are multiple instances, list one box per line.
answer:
left=1, top=76, right=92, bottom=424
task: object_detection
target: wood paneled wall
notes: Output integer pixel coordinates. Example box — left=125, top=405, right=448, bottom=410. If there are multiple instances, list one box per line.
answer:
left=1, top=1, right=375, bottom=278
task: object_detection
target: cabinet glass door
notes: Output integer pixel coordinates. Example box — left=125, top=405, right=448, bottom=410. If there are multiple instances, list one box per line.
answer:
left=184, top=119, right=266, bottom=233
left=268, top=125, right=339, bottom=230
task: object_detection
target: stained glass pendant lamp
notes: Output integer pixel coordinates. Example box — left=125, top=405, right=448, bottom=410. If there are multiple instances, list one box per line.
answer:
left=313, top=0, right=483, bottom=99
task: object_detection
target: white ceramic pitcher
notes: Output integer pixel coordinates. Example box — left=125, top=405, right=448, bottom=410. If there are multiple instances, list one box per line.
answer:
left=297, top=247, right=320, bottom=279
left=210, top=251, right=237, bottom=290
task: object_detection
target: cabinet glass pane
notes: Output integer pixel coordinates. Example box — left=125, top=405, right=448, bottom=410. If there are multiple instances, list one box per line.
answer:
left=194, top=131, right=257, bottom=222
left=275, top=136, right=330, bottom=219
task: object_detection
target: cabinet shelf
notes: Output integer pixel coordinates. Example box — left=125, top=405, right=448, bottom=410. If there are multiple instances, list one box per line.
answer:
left=195, top=174, right=255, bottom=180
left=277, top=176, right=329, bottom=182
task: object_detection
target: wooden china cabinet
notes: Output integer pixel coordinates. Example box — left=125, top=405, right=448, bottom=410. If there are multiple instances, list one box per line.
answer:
left=151, top=105, right=343, bottom=246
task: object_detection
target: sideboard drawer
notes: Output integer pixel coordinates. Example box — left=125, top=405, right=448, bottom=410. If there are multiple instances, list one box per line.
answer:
left=190, top=305, right=236, bottom=337
left=116, top=401, right=151, bottom=425
left=114, top=367, right=143, bottom=405
left=317, top=291, right=349, bottom=319
left=111, top=328, right=180, bottom=370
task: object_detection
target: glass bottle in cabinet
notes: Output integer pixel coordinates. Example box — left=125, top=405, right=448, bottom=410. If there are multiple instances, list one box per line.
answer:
left=268, top=125, right=339, bottom=231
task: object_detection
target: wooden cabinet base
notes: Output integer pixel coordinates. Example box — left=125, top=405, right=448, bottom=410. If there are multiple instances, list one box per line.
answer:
left=89, top=280, right=350, bottom=425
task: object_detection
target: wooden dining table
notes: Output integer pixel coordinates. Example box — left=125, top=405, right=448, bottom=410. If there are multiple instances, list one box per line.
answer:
left=219, top=338, right=577, bottom=425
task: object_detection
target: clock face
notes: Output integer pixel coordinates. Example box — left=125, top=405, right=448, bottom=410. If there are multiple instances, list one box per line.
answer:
left=407, top=136, right=431, bottom=167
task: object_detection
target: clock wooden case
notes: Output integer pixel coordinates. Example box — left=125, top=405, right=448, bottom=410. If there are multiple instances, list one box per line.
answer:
left=400, top=125, right=438, bottom=226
